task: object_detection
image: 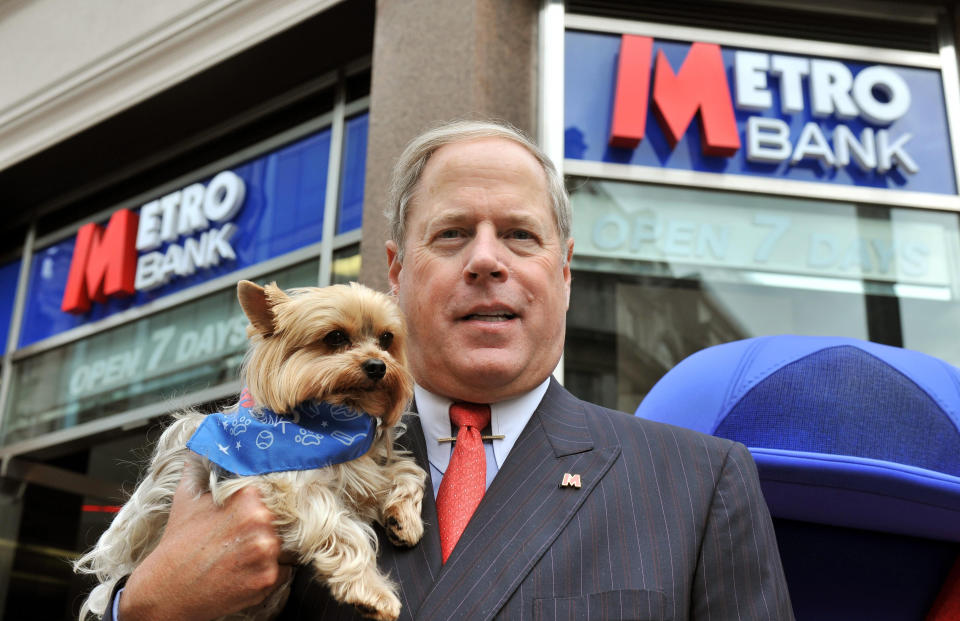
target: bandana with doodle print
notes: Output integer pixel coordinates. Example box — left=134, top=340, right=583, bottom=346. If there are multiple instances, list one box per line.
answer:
left=186, top=389, right=377, bottom=476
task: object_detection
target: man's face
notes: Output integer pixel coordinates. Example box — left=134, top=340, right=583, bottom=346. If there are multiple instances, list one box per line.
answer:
left=386, top=137, right=573, bottom=404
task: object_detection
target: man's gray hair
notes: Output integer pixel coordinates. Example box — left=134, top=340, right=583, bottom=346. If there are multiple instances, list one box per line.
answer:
left=387, top=120, right=571, bottom=260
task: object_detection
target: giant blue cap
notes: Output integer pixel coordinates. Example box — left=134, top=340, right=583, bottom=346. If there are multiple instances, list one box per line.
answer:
left=635, top=335, right=960, bottom=543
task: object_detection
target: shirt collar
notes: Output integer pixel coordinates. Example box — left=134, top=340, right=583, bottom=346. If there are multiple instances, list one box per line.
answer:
left=416, top=378, right=550, bottom=475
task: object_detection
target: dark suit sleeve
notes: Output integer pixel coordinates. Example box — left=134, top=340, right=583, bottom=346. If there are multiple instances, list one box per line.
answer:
left=691, top=442, right=794, bottom=620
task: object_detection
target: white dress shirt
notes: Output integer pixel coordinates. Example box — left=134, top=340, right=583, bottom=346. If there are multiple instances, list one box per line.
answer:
left=414, top=378, right=550, bottom=498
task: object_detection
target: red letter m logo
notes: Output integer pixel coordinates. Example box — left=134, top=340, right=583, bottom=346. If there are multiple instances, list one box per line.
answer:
left=560, top=473, right=582, bottom=488
left=610, top=35, right=740, bottom=157
left=60, top=209, right=139, bottom=314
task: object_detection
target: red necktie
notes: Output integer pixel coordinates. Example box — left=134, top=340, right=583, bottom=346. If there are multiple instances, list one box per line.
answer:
left=436, top=402, right=491, bottom=563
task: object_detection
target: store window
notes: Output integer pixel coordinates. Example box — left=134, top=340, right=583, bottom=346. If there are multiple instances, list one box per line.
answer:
left=557, top=11, right=960, bottom=414
left=337, top=113, right=369, bottom=234
left=3, top=260, right=320, bottom=445
left=19, top=125, right=337, bottom=348
left=0, top=4, right=376, bottom=612
left=2, top=433, right=145, bottom=619
left=332, top=243, right=361, bottom=284
left=565, top=179, right=960, bottom=412
left=0, top=68, right=371, bottom=451
left=0, top=260, right=18, bottom=354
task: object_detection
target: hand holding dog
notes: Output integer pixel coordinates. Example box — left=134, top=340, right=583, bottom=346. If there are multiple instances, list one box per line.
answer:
left=79, top=282, right=424, bottom=620
left=120, top=465, right=291, bottom=621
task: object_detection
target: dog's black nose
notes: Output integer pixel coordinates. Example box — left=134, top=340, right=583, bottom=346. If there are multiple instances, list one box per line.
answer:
left=362, top=358, right=387, bottom=381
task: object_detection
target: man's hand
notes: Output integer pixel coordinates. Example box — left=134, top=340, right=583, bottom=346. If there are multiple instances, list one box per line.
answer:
left=118, top=468, right=292, bottom=621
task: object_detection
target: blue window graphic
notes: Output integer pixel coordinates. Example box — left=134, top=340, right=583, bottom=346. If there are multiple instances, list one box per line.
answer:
left=338, top=112, right=369, bottom=234
left=20, top=123, right=366, bottom=347
left=564, top=30, right=957, bottom=195
left=0, top=259, right=20, bottom=353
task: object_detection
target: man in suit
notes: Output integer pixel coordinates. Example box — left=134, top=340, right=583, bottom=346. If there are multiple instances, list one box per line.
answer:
left=113, top=121, right=793, bottom=620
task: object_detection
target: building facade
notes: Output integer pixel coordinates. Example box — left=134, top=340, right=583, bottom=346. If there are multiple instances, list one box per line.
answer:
left=0, top=0, right=957, bottom=617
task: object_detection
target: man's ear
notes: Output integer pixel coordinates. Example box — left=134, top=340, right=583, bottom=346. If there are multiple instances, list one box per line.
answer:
left=386, top=240, right=402, bottom=296
left=562, top=238, right=574, bottom=309
left=237, top=280, right=280, bottom=337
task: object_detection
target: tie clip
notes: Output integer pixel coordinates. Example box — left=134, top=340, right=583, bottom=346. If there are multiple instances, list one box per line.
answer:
left=438, top=435, right=504, bottom=443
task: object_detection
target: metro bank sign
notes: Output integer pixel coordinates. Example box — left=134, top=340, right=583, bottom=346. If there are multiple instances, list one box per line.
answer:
left=61, top=171, right=245, bottom=313
left=564, top=26, right=958, bottom=198
left=20, top=124, right=349, bottom=348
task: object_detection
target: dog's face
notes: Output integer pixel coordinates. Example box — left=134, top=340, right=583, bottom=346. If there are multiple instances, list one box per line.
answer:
left=237, top=280, right=413, bottom=427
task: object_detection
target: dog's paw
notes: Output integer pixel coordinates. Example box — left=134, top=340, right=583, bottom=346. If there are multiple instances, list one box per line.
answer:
left=383, top=500, right=423, bottom=548
left=348, top=586, right=401, bottom=621
left=327, top=563, right=401, bottom=621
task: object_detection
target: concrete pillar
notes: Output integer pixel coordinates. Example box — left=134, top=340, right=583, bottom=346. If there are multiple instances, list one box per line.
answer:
left=359, top=0, right=540, bottom=291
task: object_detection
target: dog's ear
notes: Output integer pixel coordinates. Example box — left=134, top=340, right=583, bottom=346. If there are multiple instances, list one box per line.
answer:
left=237, top=280, right=277, bottom=337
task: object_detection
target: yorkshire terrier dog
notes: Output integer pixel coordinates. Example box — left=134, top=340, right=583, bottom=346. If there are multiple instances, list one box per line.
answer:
left=75, top=280, right=426, bottom=621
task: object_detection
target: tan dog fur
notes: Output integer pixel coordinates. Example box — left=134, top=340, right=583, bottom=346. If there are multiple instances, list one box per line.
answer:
left=75, top=281, right=426, bottom=621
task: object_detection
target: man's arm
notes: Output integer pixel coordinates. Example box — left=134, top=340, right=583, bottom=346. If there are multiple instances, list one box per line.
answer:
left=692, top=442, right=794, bottom=620
left=108, top=470, right=291, bottom=621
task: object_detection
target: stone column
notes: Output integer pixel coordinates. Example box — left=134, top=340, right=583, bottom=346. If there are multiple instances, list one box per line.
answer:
left=359, top=0, right=540, bottom=291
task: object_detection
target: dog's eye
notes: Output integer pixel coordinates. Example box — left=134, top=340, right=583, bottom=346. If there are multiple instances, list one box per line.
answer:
left=323, top=330, right=350, bottom=348
left=379, top=332, right=394, bottom=350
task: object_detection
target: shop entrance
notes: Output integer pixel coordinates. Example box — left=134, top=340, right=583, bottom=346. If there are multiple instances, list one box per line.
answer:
left=0, top=431, right=148, bottom=620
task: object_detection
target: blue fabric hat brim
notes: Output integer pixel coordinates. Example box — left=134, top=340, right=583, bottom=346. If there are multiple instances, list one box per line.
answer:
left=753, top=448, right=960, bottom=542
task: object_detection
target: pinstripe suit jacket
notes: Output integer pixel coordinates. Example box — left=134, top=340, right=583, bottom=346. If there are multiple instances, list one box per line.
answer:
left=278, top=379, right=794, bottom=620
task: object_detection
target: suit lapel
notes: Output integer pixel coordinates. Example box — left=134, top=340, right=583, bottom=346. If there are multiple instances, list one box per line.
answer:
left=413, top=379, right=621, bottom=621
left=278, top=413, right=442, bottom=621
left=378, top=415, right=443, bottom=620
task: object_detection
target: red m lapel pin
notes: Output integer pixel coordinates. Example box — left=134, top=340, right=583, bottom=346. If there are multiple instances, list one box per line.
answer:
left=560, top=473, right=582, bottom=489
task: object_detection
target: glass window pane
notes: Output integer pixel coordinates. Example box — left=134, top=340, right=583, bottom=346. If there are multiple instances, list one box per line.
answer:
left=337, top=113, right=369, bottom=234
left=566, top=178, right=960, bottom=411
left=20, top=127, right=332, bottom=348
left=331, top=243, right=361, bottom=285
left=2, top=260, right=320, bottom=446
left=0, top=258, right=19, bottom=353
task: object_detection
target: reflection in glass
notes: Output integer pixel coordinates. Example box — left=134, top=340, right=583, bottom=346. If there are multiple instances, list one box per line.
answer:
left=1, top=260, right=320, bottom=446
left=337, top=113, right=369, bottom=234
left=565, top=178, right=960, bottom=412
left=331, top=244, right=361, bottom=285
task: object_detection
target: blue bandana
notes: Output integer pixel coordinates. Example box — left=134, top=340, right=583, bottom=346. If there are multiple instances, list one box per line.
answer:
left=186, top=390, right=377, bottom=476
